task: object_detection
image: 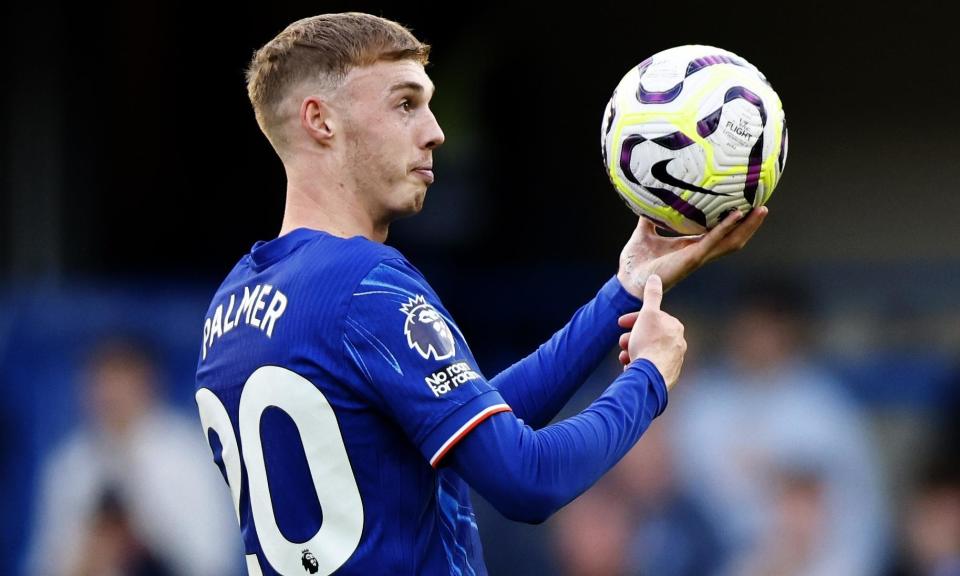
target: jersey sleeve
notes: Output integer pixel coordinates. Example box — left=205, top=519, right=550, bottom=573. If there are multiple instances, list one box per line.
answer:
left=342, top=258, right=511, bottom=467
left=450, top=359, right=668, bottom=524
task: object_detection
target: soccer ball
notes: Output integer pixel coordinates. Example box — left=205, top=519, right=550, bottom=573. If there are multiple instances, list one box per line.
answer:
left=600, top=45, right=787, bottom=235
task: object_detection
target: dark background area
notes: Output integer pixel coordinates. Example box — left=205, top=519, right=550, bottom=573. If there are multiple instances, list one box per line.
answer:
left=3, top=1, right=958, bottom=283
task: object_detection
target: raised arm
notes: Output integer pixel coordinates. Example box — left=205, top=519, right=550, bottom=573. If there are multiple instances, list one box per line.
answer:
left=490, top=208, right=766, bottom=428
left=449, top=276, right=686, bottom=523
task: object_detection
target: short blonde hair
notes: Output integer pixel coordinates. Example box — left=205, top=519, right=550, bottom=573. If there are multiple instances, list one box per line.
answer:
left=245, top=12, right=431, bottom=147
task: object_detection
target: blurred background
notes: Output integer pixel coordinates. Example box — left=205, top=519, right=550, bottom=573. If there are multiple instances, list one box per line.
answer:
left=2, top=1, right=958, bottom=575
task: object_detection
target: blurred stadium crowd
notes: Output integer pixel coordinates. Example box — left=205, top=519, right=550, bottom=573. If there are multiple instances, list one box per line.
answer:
left=1, top=264, right=957, bottom=575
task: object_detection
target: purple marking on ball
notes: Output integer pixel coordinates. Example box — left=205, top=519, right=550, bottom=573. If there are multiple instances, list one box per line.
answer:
left=634, top=59, right=653, bottom=86
left=685, top=54, right=747, bottom=77
left=723, top=86, right=767, bottom=206
left=652, top=131, right=696, bottom=150
left=744, top=133, right=764, bottom=204
left=697, top=107, right=723, bottom=138
left=638, top=83, right=683, bottom=104
left=635, top=58, right=683, bottom=104
left=645, top=186, right=708, bottom=227
left=636, top=53, right=750, bottom=106
left=619, top=134, right=647, bottom=185
left=724, top=86, right=767, bottom=123
left=720, top=85, right=769, bottom=204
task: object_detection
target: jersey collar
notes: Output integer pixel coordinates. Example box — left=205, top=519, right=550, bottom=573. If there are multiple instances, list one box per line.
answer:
left=249, top=227, right=323, bottom=270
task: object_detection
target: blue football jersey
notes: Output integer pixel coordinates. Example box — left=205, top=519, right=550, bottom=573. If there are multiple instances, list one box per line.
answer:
left=195, top=228, right=511, bottom=575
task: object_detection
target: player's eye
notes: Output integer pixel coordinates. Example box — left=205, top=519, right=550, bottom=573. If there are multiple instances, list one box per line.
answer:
left=399, top=99, right=412, bottom=112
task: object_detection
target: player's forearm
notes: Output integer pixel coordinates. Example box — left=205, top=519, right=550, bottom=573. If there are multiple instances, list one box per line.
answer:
left=490, top=275, right=641, bottom=428
left=450, top=359, right=667, bottom=524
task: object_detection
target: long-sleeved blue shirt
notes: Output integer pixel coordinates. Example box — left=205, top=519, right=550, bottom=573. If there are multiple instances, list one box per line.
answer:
left=195, top=228, right=666, bottom=575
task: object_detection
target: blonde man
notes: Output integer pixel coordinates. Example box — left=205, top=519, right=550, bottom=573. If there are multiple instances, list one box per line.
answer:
left=195, top=12, right=765, bottom=575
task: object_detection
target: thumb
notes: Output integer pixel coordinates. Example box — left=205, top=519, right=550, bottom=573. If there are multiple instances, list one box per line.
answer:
left=642, top=274, right=663, bottom=311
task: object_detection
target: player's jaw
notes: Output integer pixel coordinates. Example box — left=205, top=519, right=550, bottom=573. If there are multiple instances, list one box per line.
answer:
left=404, top=158, right=433, bottom=213
left=376, top=163, right=430, bottom=221
left=404, top=170, right=429, bottom=214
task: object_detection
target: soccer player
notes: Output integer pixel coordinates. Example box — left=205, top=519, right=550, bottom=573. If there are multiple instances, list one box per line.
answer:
left=194, top=12, right=767, bottom=576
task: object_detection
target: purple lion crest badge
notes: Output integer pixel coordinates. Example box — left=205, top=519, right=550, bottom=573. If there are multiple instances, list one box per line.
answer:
left=400, top=295, right=456, bottom=361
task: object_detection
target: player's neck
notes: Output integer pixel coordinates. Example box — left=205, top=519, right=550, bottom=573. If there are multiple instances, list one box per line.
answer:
left=279, top=179, right=389, bottom=243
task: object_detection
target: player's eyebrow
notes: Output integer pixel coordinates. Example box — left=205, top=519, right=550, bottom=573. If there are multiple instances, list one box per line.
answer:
left=388, top=81, right=436, bottom=98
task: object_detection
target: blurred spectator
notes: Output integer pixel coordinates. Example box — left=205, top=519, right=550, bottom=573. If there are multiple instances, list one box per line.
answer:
left=727, top=460, right=830, bottom=576
left=905, top=462, right=960, bottom=576
left=551, top=480, right=632, bottom=576
left=67, top=488, right=172, bottom=576
left=888, top=454, right=960, bottom=576
left=26, top=337, right=239, bottom=576
left=550, top=420, right=723, bottom=576
left=614, top=419, right=723, bottom=575
left=670, top=275, right=889, bottom=576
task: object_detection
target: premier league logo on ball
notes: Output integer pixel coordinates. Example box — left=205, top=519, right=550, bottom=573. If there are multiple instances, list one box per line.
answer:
left=301, top=549, right=318, bottom=574
left=400, top=295, right=456, bottom=361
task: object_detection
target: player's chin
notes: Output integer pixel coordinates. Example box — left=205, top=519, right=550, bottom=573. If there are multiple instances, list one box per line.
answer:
left=407, top=182, right=428, bottom=212
left=413, top=188, right=427, bottom=212
left=390, top=189, right=427, bottom=221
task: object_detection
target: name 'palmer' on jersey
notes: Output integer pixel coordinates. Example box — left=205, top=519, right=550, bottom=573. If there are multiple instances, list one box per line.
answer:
left=202, top=283, right=288, bottom=360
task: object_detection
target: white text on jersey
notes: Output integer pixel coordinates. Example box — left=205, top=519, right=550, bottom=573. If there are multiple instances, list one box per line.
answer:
left=202, top=284, right=288, bottom=360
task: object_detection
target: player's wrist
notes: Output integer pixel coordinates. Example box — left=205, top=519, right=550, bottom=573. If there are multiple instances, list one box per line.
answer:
left=624, top=359, right=669, bottom=416
left=614, top=270, right=645, bottom=303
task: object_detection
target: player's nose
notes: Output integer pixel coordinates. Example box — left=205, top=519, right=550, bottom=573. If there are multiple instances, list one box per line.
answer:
left=422, top=108, right=445, bottom=150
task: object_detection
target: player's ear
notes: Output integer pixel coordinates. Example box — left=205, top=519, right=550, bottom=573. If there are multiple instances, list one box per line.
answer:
left=300, top=95, right=336, bottom=144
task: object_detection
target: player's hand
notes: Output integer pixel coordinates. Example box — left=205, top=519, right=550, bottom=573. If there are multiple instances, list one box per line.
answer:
left=619, top=275, right=686, bottom=389
left=616, top=206, right=768, bottom=298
